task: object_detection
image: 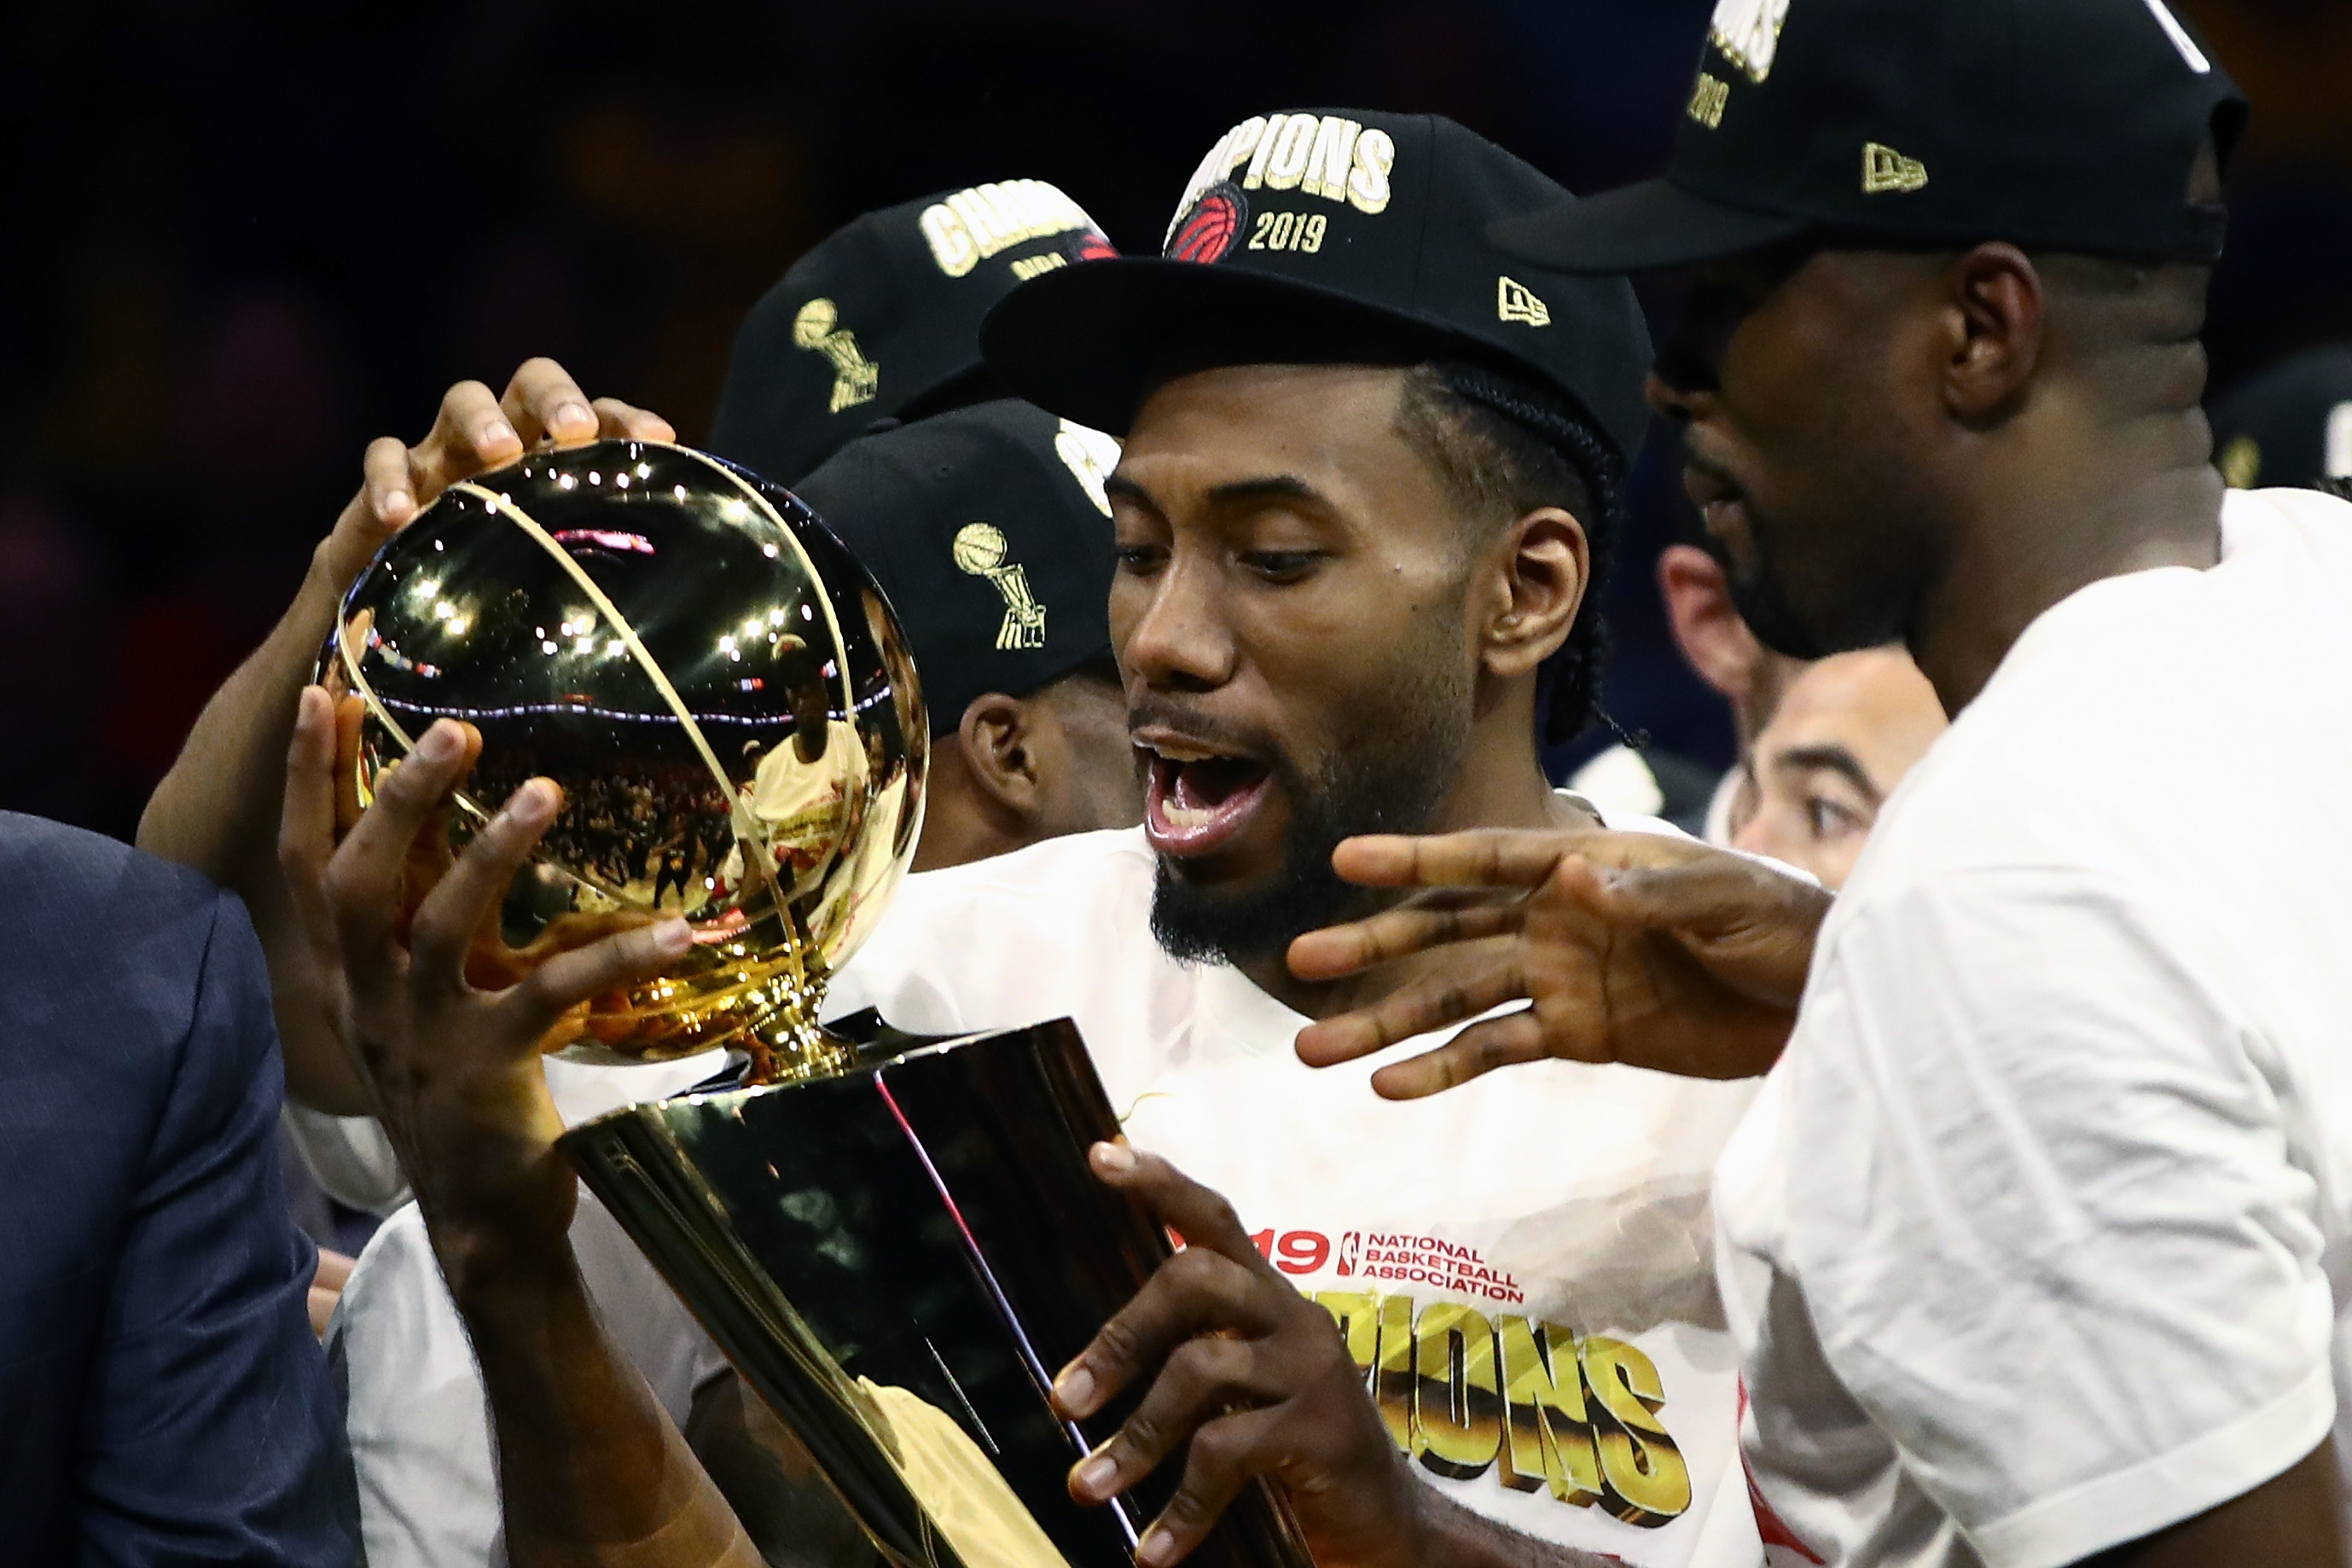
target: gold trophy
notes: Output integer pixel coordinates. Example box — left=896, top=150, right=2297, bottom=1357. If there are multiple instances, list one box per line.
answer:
left=324, top=438, right=1311, bottom=1568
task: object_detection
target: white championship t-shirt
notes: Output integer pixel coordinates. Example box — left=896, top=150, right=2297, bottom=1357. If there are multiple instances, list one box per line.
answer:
left=1716, top=487, right=2352, bottom=1568
left=329, top=800, right=1767, bottom=1568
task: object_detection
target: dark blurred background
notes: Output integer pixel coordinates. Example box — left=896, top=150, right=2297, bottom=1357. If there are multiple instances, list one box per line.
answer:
left=6, top=0, right=2348, bottom=838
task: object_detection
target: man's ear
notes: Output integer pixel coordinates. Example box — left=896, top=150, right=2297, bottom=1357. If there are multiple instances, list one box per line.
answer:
left=1942, top=243, right=2045, bottom=425
left=1658, top=543, right=1762, bottom=701
left=955, top=692, right=1045, bottom=824
left=1481, top=506, right=1588, bottom=679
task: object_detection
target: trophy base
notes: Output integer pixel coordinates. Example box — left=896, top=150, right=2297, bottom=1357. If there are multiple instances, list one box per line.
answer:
left=560, top=1018, right=1314, bottom=1568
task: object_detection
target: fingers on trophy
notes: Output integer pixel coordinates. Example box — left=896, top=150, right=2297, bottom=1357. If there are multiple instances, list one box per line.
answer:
left=322, top=436, right=1311, bottom=1568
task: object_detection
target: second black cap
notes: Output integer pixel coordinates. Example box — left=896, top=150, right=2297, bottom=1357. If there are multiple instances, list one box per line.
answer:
left=1496, top=0, right=2245, bottom=274
left=979, top=110, right=1654, bottom=464
left=793, top=400, right=1121, bottom=735
left=708, top=183, right=1118, bottom=486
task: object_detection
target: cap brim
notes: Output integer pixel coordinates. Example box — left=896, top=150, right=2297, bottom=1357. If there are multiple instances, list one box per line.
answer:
left=981, top=258, right=1538, bottom=438
left=1489, top=178, right=1812, bottom=274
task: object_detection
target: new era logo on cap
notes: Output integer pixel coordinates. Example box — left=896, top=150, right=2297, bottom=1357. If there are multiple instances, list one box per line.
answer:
left=1862, top=142, right=1927, bottom=195
left=1495, top=0, right=2245, bottom=276
left=1497, top=277, right=1551, bottom=326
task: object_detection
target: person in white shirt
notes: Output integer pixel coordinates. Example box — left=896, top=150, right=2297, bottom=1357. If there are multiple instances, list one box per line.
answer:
left=1295, top=2, right=2352, bottom=1565
left=272, top=107, right=1782, bottom=1568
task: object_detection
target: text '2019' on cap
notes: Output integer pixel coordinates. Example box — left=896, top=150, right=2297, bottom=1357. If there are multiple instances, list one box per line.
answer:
left=980, top=109, right=1655, bottom=465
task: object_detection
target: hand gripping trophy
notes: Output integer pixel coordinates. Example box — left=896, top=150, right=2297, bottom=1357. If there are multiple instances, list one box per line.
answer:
left=322, top=438, right=1309, bottom=1568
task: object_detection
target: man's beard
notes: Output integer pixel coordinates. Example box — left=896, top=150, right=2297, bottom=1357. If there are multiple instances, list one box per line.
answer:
left=1147, top=663, right=1471, bottom=971
left=1723, top=543, right=1834, bottom=662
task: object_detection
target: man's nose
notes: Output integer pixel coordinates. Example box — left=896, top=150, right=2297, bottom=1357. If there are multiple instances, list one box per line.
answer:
left=1116, top=558, right=1237, bottom=694
left=1646, top=369, right=1707, bottom=425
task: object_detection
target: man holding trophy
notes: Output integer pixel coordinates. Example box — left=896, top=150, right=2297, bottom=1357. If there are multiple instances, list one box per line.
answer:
left=260, top=107, right=1775, bottom=1568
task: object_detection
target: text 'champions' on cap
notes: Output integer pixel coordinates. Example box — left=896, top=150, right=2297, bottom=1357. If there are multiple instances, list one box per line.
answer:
left=708, top=182, right=1118, bottom=486
left=979, top=109, right=1655, bottom=465
left=1494, top=0, right=2246, bottom=274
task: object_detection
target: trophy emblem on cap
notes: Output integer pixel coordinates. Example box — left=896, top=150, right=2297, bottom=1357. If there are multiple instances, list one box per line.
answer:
left=793, top=296, right=883, bottom=414
left=953, top=521, right=1050, bottom=650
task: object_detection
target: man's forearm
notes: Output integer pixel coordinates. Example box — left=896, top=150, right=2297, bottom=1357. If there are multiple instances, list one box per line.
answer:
left=138, top=545, right=340, bottom=878
left=450, top=1243, right=762, bottom=1568
left=139, top=549, right=372, bottom=1111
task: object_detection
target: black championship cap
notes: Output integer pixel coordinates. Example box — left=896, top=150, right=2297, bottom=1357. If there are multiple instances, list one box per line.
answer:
left=979, top=110, right=1653, bottom=463
left=2210, top=347, right=2352, bottom=493
left=793, top=399, right=1121, bottom=735
left=707, top=183, right=1119, bottom=485
left=1494, top=0, right=2246, bottom=273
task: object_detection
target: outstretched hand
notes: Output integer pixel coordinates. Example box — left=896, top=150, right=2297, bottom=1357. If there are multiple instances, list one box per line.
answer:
left=1053, top=1145, right=1421, bottom=1568
left=1289, top=830, right=1829, bottom=1098
left=277, top=688, right=694, bottom=1277
left=318, top=357, right=677, bottom=594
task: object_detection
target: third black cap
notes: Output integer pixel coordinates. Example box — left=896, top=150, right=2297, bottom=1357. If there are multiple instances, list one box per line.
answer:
left=1495, top=0, right=2246, bottom=273
left=793, top=400, right=1121, bottom=735
left=708, top=183, right=1118, bottom=485
left=979, top=110, right=1654, bottom=464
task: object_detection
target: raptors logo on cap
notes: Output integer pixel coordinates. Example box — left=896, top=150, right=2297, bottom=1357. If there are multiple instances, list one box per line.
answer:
left=1169, top=183, right=1247, bottom=265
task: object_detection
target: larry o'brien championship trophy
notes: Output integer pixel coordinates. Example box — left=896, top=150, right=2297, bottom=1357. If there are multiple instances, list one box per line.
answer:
left=322, top=438, right=1311, bottom=1568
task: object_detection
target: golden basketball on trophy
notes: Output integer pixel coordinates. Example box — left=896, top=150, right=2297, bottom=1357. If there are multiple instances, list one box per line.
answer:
left=322, top=438, right=1308, bottom=1568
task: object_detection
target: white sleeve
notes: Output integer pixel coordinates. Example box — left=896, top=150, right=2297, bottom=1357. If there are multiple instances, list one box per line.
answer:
left=1781, top=868, right=2334, bottom=1568
left=328, top=1206, right=502, bottom=1568
left=282, top=1102, right=410, bottom=1217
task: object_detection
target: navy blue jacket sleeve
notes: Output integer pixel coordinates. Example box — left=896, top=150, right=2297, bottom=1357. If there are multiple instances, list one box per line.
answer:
left=78, top=885, right=359, bottom=1567
left=0, top=814, right=357, bottom=1566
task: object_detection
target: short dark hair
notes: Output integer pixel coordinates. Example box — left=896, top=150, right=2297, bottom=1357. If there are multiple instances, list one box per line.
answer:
left=1394, top=360, right=1623, bottom=745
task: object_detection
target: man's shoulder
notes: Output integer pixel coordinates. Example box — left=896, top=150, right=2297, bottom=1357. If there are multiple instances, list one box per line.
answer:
left=0, top=813, right=260, bottom=1088
left=887, top=827, right=1157, bottom=921
left=1854, top=491, right=2352, bottom=895
left=831, top=828, right=1168, bottom=1031
left=0, top=811, right=225, bottom=935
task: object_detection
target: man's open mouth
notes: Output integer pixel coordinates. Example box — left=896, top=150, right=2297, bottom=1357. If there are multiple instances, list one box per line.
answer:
left=1135, top=732, right=1275, bottom=859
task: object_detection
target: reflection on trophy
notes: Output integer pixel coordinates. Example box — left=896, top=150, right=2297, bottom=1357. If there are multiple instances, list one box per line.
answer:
left=324, top=438, right=1310, bottom=1568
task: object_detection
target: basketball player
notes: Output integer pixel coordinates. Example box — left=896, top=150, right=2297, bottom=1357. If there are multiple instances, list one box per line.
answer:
left=1289, top=1, right=2352, bottom=1563
left=279, top=110, right=1773, bottom=1568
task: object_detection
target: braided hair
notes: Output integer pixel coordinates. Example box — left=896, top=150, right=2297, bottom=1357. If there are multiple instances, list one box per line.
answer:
left=1394, top=359, right=1627, bottom=746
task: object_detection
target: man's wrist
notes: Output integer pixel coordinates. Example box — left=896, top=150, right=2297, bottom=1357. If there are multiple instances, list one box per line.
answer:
left=1404, top=1484, right=1614, bottom=1568
left=426, top=1206, right=579, bottom=1317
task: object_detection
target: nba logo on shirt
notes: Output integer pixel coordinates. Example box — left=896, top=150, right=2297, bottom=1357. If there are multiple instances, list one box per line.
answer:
left=1337, top=1229, right=1361, bottom=1275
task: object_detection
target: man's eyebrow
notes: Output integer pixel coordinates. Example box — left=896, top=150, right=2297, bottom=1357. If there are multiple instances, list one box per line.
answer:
left=1772, top=742, right=1882, bottom=807
left=1203, top=473, right=1326, bottom=509
left=1102, top=471, right=1333, bottom=515
left=1102, top=473, right=1154, bottom=508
